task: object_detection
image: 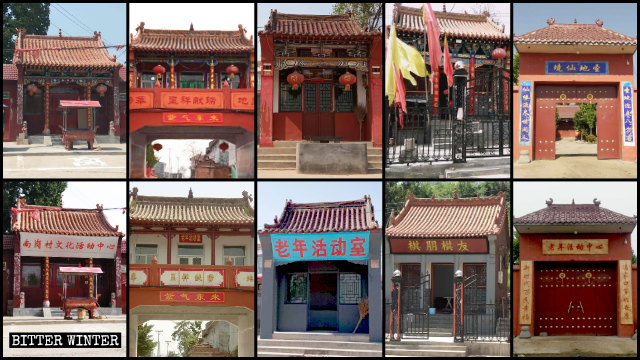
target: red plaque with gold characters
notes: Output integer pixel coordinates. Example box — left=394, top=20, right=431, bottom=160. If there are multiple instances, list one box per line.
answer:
left=162, top=112, right=223, bottom=124
left=159, top=291, right=225, bottom=303
left=519, top=260, right=533, bottom=325
left=179, top=233, right=202, bottom=243
left=619, top=260, right=633, bottom=324
left=160, top=91, right=223, bottom=109
left=389, top=238, right=488, bottom=253
left=130, top=92, right=154, bottom=109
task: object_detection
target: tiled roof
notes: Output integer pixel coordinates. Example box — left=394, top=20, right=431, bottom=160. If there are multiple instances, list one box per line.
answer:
left=515, top=21, right=637, bottom=46
left=260, top=11, right=379, bottom=38
left=556, top=105, right=580, bottom=118
left=3, top=64, right=18, bottom=80
left=515, top=201, right=637, bottom=225
left=261, top=196, right=378, bottom=233
left=130, top=23, right=253, bottom=53
left=129, top=188, right=254, bottom=225
left=15, top=30, right=121, bottom=68
left=393, top=4, right=509, bottom=40
left=387, top=192, right=507, bottom=238
left=11, top=200, right=123, bottom=237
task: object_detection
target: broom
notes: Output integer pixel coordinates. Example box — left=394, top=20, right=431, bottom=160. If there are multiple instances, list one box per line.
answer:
left=353, top=298, right=369, bottom=333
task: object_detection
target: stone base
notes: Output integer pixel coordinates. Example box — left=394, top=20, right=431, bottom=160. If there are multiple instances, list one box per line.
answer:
left=518, top=150, right=531, bottom=164
left=297, top=143, right=367, bottom=174
left=16, top=133, right=29, bottom=145
left=519, top=325, right=532, bottom=338
left=632, top=329, right=637, bottom=340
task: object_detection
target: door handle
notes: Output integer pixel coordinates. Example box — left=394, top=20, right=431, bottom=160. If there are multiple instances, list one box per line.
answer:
left=567, top=300, right=572, bottom=314
left=578, top=301, right=584, bottom=314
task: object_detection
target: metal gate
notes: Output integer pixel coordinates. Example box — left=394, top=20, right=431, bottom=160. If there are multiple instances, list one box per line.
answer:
left=400, top=270, right=431, bottom=338
left=386, top=66, right=510, bottom=166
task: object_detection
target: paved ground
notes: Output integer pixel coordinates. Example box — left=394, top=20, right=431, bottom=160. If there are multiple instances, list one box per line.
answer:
left=555, top=138, right=597, bottom=155
left=514, top=335, right=637, bottom=357
left=258, top=169, right=382, bottom=178
left=3, top=142, right=126, bottom=155
left=386, top=157, right=510, bottom=179
left=3, top=319, right=126, bottom=357
left=4, top=154, right=126, bottom=178
left=514, top=156, right=636, bottom=178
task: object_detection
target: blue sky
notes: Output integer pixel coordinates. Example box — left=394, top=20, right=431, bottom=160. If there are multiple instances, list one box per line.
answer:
left=257, top=181, right=383, bottom=230
left=61, top=181, right=127, bottom=238
left=46, top=3, right=126, bottom=65
left=514, top=3, right=637, bottom=83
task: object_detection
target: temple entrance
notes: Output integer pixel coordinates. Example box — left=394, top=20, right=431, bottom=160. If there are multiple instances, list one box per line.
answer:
left=308, top=273, right=338, bottom=330
left=303, top=82, right=334, bottom=138
left=50, top=264, right=82, bottom=307
left=535, top=262, right=617, bottom=336
left=50, top=92, right=80, bottom=133
left=534, top=84, right=619, bottom=160
left=431, top=263, right=453, bottom=312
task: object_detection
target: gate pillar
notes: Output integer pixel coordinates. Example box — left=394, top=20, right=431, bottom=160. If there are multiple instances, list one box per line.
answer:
left=454, top=269, right=464, bottom=342
left=389, top=269, right=402, bottom=341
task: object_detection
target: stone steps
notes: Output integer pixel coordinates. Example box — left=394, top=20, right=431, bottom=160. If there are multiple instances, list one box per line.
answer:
left=385, top=342, right=467, bottom=357
left=257, top=142, right=382, bottom=171
left=258, top=336, right=382, bottom=357
left=445, top=165, right=510, bottom=178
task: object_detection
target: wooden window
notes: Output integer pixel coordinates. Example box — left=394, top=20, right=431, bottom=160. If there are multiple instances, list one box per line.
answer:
left=141, top=73, right=157, bottom=88
left=223, top=246, right=245, bottom=266
left=54, top=269, right=75, bottom=288
left=464, top=263, right=487, bottom=305
left=134, top=244, right=158, bottom=264
left=320, top=83, right=332, bottom=111
left=22, top=264, right=41, bottom=287
left=23, top=89, right=42, bottom=115
left=286, top=273, right=307, bottom=303
left=304, top=83, right=316, bottom=112
left=178, top=245, right=204, bottom=265
left=297, top=48, right=312, bottom=57
left=220, top=72, right=241, bottom=89
left=334, top=83, right=355, bottom=112
left=339, top=273, right=363, bottom=304
left=179, top=72, right=205, bottom=89
left=280, top=82, right=302, bottom=112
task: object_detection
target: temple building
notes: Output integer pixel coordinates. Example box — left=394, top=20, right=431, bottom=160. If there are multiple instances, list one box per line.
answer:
left=128, top=187, right=255, bottom=356
left=258, top=11, right=383, bottom=147
left=385, top=190, right=509, bottom=340
left=5, top=29, right=122, bottom=141
left=128, top=23, right=255, bottom=178
left=3, top=198, right=125, bottom=316
left=391, top=4, right=510, bottom=109
left=514, top=199, right=637, bottom=338
left=514, top=18, right=637, bottom=162
left=259, top=196, right=383, bottom=350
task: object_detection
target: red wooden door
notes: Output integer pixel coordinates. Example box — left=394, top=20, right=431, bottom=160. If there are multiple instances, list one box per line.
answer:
left=21, top=263, right=43, bottom=308
left=318, top=83, right=334, bottom=137
left=303, top=83, right=319, bottom=138
left=50, top=265, right=82, bottom=307
left=51, top=94, right=78, bottom=132
left=535, top=263, right=616, bottom=335
left=534, top=85, right=561, bottom=160
left=591, top=85, right=620, bottom=159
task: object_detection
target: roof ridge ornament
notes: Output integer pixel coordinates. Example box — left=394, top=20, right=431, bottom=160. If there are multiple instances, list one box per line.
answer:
left=595, top=18, right=603, bottom=27
left=547, top=17, right=555, bottom=26
left=190, top=23, right=194, bottom=32
left=593, top=198, right=601, bottom=207
left=546, top=198, right=553, bottom=206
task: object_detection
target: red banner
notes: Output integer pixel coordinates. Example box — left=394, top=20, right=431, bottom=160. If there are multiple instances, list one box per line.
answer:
left=130, top=93, right=153, bottom=109
left=160, top=92, right=223, bottom=109
left=159, top=291, right=225, bottom=303
left=179, top=233, right=202, bottom=243
left=231, top=92, right=254, bottom=110
left=162, top=112, right=223, bottom=124
left=389, top=238, right=487, bottom=254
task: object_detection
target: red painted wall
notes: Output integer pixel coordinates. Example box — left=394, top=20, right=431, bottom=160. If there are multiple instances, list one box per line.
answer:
left=514, top=52, right=637, bottom=161
left=273, top=112, right=302, bottom=141
left=556, top=122, right=578, bottom=139
left=334, top=112, right=359, bottom=141
left=513, top=265, right=520, bottom=336
left=3, top=80, right=17, bottom=141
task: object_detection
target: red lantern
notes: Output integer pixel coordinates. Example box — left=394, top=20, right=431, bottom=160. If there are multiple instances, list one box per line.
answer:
left=152, top=143, right=163, bottom=151
left=26, top=83, right=38, bottom=96
left=153, top=64, right=166, bottom=88
left=339, top=71, right=356, bottom=91
left=96, top=84, right=108, bottom=97
left=287, top=71, right=304, bottom=91
left=226, top=64, right=239, bottom=79
left=219, top=142, right=229, bottom=152
left=491, top=47, right=506, bottom=60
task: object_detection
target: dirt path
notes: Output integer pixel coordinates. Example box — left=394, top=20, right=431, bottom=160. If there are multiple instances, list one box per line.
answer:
left=515, top=156, right=636, bottom=178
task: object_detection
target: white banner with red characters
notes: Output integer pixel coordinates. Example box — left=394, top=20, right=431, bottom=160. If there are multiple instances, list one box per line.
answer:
left=271, top=231, right=369, bottom=261
left=19, top=232, right=119, bottom=259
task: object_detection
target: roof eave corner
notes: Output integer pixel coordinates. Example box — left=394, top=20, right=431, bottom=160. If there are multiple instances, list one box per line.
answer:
left=242, top=190, right=255, bottom=217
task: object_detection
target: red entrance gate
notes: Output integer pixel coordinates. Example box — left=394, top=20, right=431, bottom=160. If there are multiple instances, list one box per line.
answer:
left=534, top=84, right=619, bottom=160
left=303, top=82, right=334, bottom=138
left=535, top=262, right=616, bottom=336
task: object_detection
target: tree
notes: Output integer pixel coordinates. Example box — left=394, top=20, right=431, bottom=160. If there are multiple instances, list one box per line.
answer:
left=172, top=320, right=203, bottom=357
left=512, top=229, right=520, bottom=265
left=513, top=52, right=519, bottom=85
left=137, top=323, right=157, bottom=357
left=146, top=143, right=159, bottom=169
left=3, top=4, right=50, bottom=63
left=332, top=3, right=382, bottom=32
left=632, top=247, right=637, bottom=265
left=573, top=103, right=597, bottom=141
left=3, top=181, right=67, bottom=234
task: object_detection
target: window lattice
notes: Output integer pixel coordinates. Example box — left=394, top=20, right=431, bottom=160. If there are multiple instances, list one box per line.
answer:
left=339, top=273, right=362, bottom=304
left=280, top=82, right=302, bottom=112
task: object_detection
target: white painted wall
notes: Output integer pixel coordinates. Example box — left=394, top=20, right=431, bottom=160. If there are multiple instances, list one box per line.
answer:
left=170, top=234, right=213, bottom=265
left=130, top=233, right=167, bottom=264
left=215, top=234, right=254, bottom=266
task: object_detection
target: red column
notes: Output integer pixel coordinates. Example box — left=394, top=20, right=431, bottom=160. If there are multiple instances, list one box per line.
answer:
left=16, top=64, right=23, bottom=135
left=210, top=230, right=216, bottom=266
left=370, top=76, right=383, bottom=148
left=432, top=69, right=439, bottom=114
left=166, top=230, right=172, bottom=264
left=171, top=64, right=175, bottom=89
left=260, top=75, right=274, bottom=147
left=13, top=234, right=21, bottom=309
left=469, top=57, right=476, bottom=114
left=113, top=69, right=120, bottom=130
left=115, top=237, right=122, bottom=308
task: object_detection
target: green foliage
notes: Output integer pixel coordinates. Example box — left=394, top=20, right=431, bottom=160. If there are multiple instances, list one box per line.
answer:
left=513, top=52, right=519, bottom=85
left=632, top=248, right=637, bottom=264
left=332, top=3, right=382, bottom=32
left=3, top=3, right=50, bottom=63
left=137, top=323, right=157, bottom=357
left=573, top=103, right=597, bottom=140
left=555, top=107, right=561, bottom=130
left=172, top=320, right=203, bottom=357
left=146, top=143, right=159, bottom=169
left=585, top=134, right=597, bottom=144
left=512, top=230, right=520, bottom=265
left=3, top=181, right=67, bottom=234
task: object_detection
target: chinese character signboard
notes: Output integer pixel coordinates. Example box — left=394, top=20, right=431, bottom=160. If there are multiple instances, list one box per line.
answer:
left=130, top=92, right=154, bottom=109
left=545, top=61, right=608, bottom=75
left=519, top=81, right=532, bottom=146
left=160, top=92, right=223, bottom=109
left=389, top=238, right=488, bottom=254
left=234, top=269, right=254, bottom=289
left=159, top=268, right=225, bottom=287
left=519, top=260, right=533, bottom=325
left=162, top=112, right=223, bottom=124
left=272, top=232, right=369, bottom=262
left=618, top=260, right=633, bottom=324
left=160, top=291, right=224, bottom=303
left=621, top=81, right=635, bottom=146
left=179, top=233, right=202, bottom=243
left=542, top=239, right=608, bottom=255
left=20, top=232, right=119, bottom=259
left=130, top=268, right=149, bottom=287
left=231, top=92, right=254, bottom=110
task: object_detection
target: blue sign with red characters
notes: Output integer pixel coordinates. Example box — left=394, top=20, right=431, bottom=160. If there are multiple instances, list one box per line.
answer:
left=271, top=232, right=369, bottom=261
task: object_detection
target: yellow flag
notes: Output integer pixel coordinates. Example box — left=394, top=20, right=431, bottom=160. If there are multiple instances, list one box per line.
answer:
left=385, top=24, right=428, bottom=105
